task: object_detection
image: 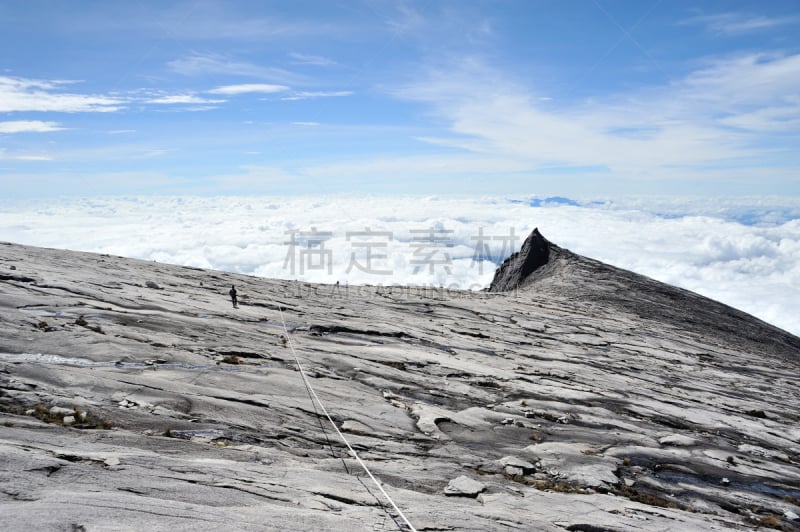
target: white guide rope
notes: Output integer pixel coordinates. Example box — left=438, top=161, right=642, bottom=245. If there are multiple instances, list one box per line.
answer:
left=277, top=307, right=417, bottom=532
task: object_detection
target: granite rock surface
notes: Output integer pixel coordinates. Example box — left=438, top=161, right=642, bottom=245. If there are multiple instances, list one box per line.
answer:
left=1, top=233, right=800, bottom=531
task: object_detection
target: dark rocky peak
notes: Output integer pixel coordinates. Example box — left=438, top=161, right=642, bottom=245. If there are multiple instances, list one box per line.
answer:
left=489, top=227, right=556, bottom=292
left=488, top=227, right=800, bottom=357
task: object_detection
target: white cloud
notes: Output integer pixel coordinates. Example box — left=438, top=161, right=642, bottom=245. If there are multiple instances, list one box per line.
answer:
left=0, top=149, right=52, bottom=161
left=389, top=52, right=800, bottom=177
left=208, top=83, right=289, bottom=95
left=381, top=2, right=426, bottom=35
left=167, top=53, right=303, bottom=85
left=679, top=53, right=800, bottom=106
left=719, top=106, right=800, bottom=132
left=0, top=76, right=125, bottom=113
left=0, top=120, right=65, bottom=133
left=130, top=148, right=170, bottom=159
left=146, top=94, right=225, bottom=105
left=686, top=13, right=800, bottom=35
left=281, top=90, right=352, bottom=101
left=0, top=195, right=798, bottom=337
left=289, top=53, right=339, bottom=67
left=144, top=7, right=338, bottom=42
left=15, top=154, right=52, bottom=161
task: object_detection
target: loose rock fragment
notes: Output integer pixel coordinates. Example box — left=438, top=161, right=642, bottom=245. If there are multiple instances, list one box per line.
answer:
left=497, top=456, right=536, bottom=473
left=659, top=434, right=697, bottom=447
left=505, top=466, right=524, bottom=476
left=444, top=476, right=486, bottom=498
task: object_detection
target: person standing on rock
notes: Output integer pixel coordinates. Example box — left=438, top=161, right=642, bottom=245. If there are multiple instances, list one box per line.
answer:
left=229, top=285, right=238, bottom=308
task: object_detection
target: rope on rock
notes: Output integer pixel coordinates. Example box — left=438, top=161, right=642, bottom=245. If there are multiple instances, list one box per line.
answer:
left=277, top=306, right=417, bottom=532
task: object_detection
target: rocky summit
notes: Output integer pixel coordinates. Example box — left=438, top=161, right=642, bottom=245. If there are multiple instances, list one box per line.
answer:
left=1, top=231, right=800, bottom=532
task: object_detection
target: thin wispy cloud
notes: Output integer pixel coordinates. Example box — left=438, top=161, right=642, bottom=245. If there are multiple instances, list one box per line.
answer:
left=674, top=53, right=800, bottom=136
left=281, top=90, right=352, bottom=101
left=289, top=52, right=339, bottom=67
left=0, top=120, right=65, bottom=133
left=680, top=53, right=800, bottom=105
left=146, top=94, right=225, bottom=105
left=151, top=6, right=343, bottom=41
left=382, top=2, right=427, bottom=35
left=130, top=148, right=170, bottom=159
left=390, top=52, right=800, bottom=177
left=14, top=155, right=53, bottom=161
left=167, top=53, right=304, bottom=85
left=208, top=83, right=289, bottom=95
left=0, top=76, right=124, bottom=113
left=0, top=149, right=53, bottom=161
left=685, top=12, right=800, bottom=35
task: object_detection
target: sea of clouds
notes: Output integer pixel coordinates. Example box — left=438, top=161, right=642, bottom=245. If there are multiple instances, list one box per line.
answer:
left=1, top=194, right=798, bottom=336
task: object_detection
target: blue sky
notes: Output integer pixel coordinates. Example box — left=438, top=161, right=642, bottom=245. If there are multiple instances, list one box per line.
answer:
left=1, top=0, right=799, bottom=198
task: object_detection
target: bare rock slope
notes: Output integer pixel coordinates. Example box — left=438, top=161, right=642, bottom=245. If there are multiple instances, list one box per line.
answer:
left=1, top=232, right=800, bottom=531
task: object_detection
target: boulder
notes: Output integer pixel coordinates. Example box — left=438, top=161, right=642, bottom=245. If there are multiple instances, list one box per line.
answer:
left=50, top=406, right=74, bottom=416
left=505, top=466, right=524, bottom=476
left=496, top=455, right=536, bottom=473
left=444, top=476, right=486, bottom=497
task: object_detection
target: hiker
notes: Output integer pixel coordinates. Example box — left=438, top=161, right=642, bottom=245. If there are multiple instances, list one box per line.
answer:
left=229, top=285, right=238, bottom=308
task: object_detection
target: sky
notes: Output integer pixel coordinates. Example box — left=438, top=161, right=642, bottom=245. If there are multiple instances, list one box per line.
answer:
left=1, top=0, right=799, bottom=197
